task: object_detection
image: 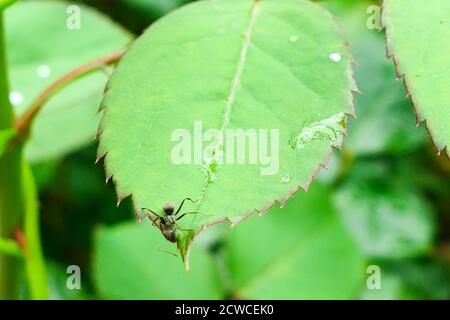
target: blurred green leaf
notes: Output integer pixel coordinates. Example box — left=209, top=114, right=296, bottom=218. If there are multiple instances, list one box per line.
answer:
left=118, top=0, right=191, bottom=20
left=31, top=160, right=59, bottom=192
left=334, top=161, right=435, bottom=259
left=345, top=33, right=426, bottom=155
left=321, top=0, right=378, bottom=41
left=383, top=0, right=450, bottom=156
left=98, top=0, right=357, bottom=263
left=324, top=1, right=427, bottom=155
left=361, top=260, right=450, bottom=300
left=5, top=1, right=131, bottom=163
left=225, top=184, right=364, bottom=299
left=93, top=222, right=223, bottom=299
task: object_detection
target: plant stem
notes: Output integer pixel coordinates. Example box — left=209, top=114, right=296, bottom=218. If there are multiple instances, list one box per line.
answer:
left=14, top=50, right=124, bottom=142
left=0, top=148, right=25, bottom=299
left=0, top=11, right=23, bottom=300
left=23, top=161, right=48, bottom=299
left=0, top=11, right=48, bottom=300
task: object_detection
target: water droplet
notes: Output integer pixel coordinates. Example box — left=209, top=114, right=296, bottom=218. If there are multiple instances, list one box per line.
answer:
left=329, top=52, right=342, bottom=62
left=36, top=64, right=51, bottom=78
left=289, top=35, right=299, bottom=43
left=282, top=174, right=291, bottom=183
left=9, top=91, right=24, bottom=106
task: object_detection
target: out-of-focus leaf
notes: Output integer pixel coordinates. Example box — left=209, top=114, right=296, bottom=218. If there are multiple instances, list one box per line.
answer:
left=383, top=0, right=450, bottom=156
left=334, top=161, right=435, bottom=259
left=118, top=0, right=191, bottom=20
left=324, top=0, right=426, bottom=155
left=93, top=222, right=223, bottom=299
left=31, top=160, right=59, bottom=192
left=5, top=1, right=131, bottom=163
left=344, top=33, right=426, bottom=155
left=98, top=0, right=357, bottom=264
left=0, top=128, right=15, bottom=157
left=361, top=260, right=450, bottom=300
left=321, top=0, right=378, bottom=41
left=225, top=184, right=364, bottom=299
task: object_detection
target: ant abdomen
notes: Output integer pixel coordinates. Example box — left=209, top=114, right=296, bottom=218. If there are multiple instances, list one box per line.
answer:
left=163, top=228, right=177, bottom=243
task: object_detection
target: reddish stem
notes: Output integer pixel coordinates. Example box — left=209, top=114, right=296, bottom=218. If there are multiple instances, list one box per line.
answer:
left=13, top=227, right=26, bottom=253
left=14, top=50, right=124, bottom=141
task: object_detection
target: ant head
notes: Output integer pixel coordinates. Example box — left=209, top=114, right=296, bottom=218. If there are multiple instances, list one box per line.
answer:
left=162, top=203, right=175, bottom=215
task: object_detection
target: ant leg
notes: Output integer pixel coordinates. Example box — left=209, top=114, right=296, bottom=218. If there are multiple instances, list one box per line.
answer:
left=140, top=208, right=162, bottom=226
left=175, top=211, right=211, bottom=222
left=157, top=246, right=178, bottom=258
left=174, top=197, right=198, bottom=216
left=173, top=222, right=194, bottom=234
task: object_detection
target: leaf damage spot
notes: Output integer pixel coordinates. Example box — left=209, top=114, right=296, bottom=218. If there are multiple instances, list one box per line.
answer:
left=289, top=112, right=347, bottom=150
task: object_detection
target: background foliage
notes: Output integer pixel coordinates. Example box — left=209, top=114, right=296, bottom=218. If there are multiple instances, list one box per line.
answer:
left=0, top=0, right=449, bottom=299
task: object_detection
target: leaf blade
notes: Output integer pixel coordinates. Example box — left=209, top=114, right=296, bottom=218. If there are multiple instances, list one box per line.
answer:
left=383, top=0, right=450, bottom=155
left=226, top=184, right=364, bottom=299
left=99, top=0, right=357, bottom=263
left=93, top=222, right=223, bottom=299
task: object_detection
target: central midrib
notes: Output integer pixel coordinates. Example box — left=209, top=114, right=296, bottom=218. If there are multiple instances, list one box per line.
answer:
left=220, top=0, right=261, bottom=133
left=198, top=0, right=261, bottom=203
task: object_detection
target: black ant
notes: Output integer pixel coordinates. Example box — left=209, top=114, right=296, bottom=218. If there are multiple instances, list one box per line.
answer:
left=141, top=198, right=207, bottom=243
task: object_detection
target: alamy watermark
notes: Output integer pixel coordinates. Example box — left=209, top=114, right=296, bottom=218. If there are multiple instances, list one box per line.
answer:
left=367, top=5, right=382, bottom=31
left=66, top=5, right=81, bottom=30
left=171, top=121, right=280, bottom=176
left=366, top=265, right=381, bottom=290
left=66, top=265, right=81, bottom=290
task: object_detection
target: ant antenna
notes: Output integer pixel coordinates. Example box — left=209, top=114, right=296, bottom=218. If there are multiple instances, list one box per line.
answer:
left=174, top=197, right=200, bottom=216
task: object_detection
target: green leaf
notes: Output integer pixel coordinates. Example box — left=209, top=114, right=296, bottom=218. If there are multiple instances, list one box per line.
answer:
left=345, top=33, right=426, bottom=155
left=98, top=0, right=357, bottom=265
left=5, top=1, right=131, bottom=163
left=31, top=160, right=59, bottom=192
left=225, top=184, right=364, bottom=299
left=118, top=0, right=191, bottom=20
left=383, top=0, right=450, bottom=156
left=323, top=1, right=427, bottom=155
left=333, top=161, right=435, bottom=259
left=93, top=222, right=223, bottom=299
left=0, top=128, right=15, bottom=157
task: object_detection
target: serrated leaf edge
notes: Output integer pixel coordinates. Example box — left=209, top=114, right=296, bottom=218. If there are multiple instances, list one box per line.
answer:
left=95, top=0, right=360, bottom=271
left=382, top=0, right=449, bottom=158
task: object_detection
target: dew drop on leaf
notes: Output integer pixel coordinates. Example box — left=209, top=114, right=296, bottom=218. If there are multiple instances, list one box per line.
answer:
left=9, top=91, right=24, bottom=106
left=329, top=52, right=342, bottom=62
left=36, top=64, right=52, bottom=78
left=289, top=35, right=299, bottom=43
